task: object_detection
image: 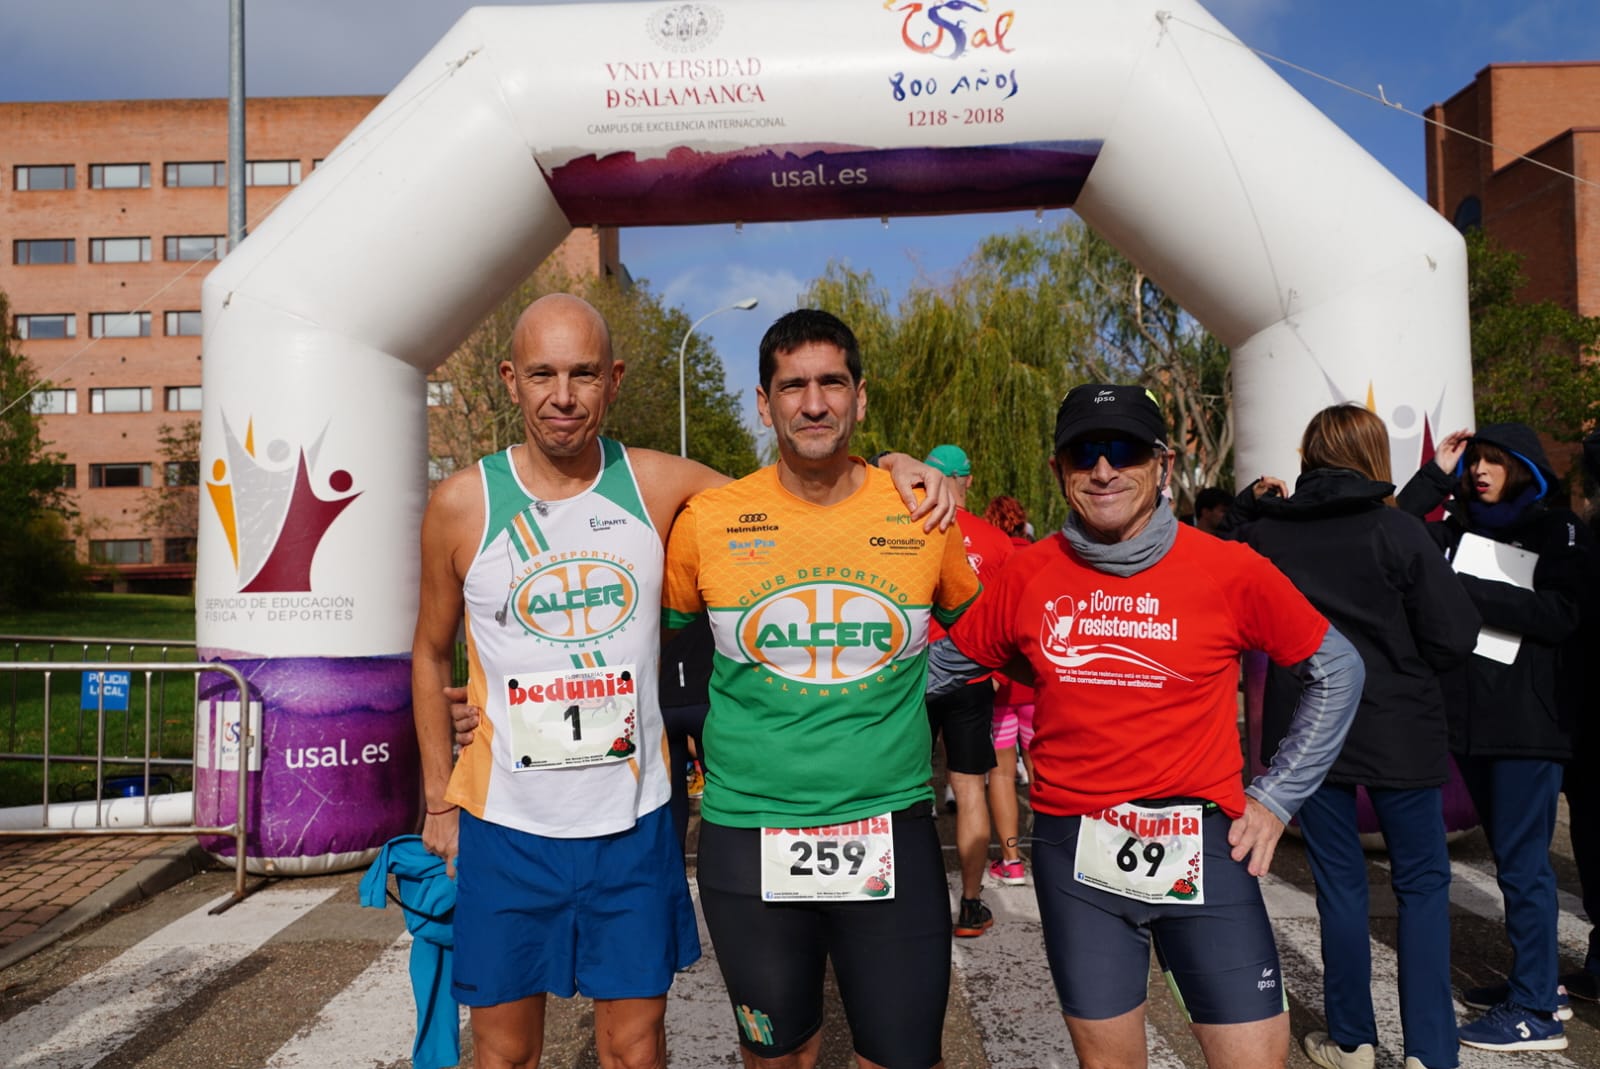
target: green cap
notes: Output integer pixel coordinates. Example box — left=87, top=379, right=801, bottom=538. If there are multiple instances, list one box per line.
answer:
left=924, top=444, right=971, bottom=477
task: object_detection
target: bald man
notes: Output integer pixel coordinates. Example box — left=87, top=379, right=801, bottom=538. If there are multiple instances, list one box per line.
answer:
left=413, top=294, right=951, bottom=1069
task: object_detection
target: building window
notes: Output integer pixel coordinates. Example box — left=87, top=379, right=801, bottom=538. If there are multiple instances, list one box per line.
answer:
left=31, top=389, right=77, bottom=415
left=90, top=539, right=153, bottom=564
left=89, top=163, right=151, bottom=190
left=90, top=311, right=151, bottom=338
left=88, top=463, right=153, bottom=489
left=14, top=164, right=74, bottom=191
left=14, top=313, right=77, bottom=339
left=164, top=460, right=200, bottom=486
left=1453, top=196, right=1483, bottom=233
left=14, top=239, right=75, bottom=265
left=89, top=237, right=152, bottom=264
left=245, top=160, right=302, bottom=187
left=165, top=235, right=227, bottom=262
left=89, top=387, right=152, bottom=414
left=164, top=537, right=198, bottom=564
left=55, top=464, right=77, bottom=489
left=164, top=161, right=226, bottom=188
left=165, top=310, right=203, bottom=336
left=426, top=381, right=456, bottom=407
left=164, top=385, right=202, bottom=412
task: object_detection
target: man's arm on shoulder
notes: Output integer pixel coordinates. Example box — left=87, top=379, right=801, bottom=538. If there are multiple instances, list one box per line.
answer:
left=411, top=470, right=478, bottom=874
left=626, top=447, right=731, bottom=538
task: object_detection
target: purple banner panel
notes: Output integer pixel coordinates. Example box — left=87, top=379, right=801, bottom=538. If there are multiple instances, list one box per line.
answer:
left=544, top=140, right=1101, bottom=227
left=195, top=655, right=418, bottom=871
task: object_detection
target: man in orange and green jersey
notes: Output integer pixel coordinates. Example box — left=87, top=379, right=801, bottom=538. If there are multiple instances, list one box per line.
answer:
left=662, top=309, right=980, bottom=1069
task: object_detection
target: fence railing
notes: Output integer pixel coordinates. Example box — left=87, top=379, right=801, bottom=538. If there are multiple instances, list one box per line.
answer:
left=0, top=653, right=250, bottom=905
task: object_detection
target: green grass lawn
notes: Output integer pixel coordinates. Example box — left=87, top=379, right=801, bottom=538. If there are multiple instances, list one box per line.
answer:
left=1, top=594, right=198, bottom=809
left=0, top=593, right=195, bottom=642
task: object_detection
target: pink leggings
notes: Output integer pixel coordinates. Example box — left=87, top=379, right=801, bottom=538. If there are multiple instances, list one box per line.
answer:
left=991, top=703, right=1035, bottom=752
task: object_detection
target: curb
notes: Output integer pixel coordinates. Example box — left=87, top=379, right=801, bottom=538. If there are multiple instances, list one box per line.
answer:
left=0, top=838, right=212, bottom=971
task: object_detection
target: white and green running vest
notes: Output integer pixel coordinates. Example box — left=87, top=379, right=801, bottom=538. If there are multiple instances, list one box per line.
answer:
left=444, top=439, right=669, bottom=837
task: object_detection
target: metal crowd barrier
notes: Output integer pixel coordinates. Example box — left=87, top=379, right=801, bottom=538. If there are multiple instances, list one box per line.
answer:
left=0, top=655, right=251, bottom=906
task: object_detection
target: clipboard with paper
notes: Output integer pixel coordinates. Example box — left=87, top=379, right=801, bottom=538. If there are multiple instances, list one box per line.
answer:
left=1450, top=532, right=1538, bottom=665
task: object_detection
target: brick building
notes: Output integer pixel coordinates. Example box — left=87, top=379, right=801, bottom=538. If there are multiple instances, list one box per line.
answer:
left=1, top=97, right=615, bottom=590
left=1426, top=61, right=1600, bottom=317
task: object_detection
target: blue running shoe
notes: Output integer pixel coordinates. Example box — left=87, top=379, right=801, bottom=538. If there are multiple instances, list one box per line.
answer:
left=1462, top=981, right=1571, bottom=1021
left=1458, top=1001, right=1567, bottom=1052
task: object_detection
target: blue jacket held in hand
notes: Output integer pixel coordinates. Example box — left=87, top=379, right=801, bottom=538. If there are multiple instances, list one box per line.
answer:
left=358, top=834, right=459, bottom=1069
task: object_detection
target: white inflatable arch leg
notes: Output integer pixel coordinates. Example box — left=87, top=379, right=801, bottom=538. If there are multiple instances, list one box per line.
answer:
left=197, top=0, right=1470, bottom=872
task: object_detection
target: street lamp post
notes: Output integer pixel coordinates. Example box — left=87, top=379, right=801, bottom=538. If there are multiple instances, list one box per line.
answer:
left=679, top=298, right=758, bottom=458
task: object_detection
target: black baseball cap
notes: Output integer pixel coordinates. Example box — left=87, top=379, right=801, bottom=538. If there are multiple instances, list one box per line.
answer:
left=1053, top=384, right=1169, bottom=451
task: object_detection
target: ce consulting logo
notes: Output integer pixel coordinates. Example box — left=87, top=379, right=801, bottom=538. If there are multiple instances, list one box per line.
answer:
left=735, top=581, right=912, bottom=684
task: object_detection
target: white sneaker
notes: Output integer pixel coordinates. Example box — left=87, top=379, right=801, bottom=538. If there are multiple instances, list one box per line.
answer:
left=1302, top=1032, right=1374, bottom=1069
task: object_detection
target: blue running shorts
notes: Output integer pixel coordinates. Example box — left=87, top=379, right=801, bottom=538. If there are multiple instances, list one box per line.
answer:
left=452, top=804, right=700, bottom=1005
left=1032, top=804, right=1286, bottom=1025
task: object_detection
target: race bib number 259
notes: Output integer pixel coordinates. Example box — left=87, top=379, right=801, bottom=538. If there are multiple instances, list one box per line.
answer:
left=760, top=813, right=895, bottom=901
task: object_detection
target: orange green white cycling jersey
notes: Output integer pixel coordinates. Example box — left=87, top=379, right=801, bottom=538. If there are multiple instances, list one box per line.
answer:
left=662, top=461, right=980, bottom=829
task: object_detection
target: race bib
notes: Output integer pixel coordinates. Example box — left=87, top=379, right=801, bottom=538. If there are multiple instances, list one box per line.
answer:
left=1074, top=802, right=1205, bottom=904
left=503, top=665, right=638, bottom=770
left=760, top=813, right=895, bottom=901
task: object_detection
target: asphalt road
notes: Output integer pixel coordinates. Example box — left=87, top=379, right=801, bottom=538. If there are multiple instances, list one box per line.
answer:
left=1, top=785, right=1596, bottom=1069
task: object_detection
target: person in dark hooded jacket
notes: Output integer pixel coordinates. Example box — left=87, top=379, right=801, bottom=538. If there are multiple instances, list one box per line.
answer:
left=1397, top=421, right=1594, bottom=1053
left=1560, top=428, right=1600, bottom=1004
left=1238, top=404, right=1480, bottom=1069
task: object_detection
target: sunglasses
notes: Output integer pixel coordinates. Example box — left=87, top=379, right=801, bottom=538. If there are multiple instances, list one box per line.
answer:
left=1064, top=438, right=1155, bottom=471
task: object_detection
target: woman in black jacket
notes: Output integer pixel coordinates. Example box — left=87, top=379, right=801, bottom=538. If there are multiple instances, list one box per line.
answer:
left=1240, top=404, right=1479, bottom=1069
left=1398, top=422, right=1594, bottom=1052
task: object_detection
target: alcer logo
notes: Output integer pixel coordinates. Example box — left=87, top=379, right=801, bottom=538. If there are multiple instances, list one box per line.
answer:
left=736, top=581, right=910, bottom=683
left=511, top=558, right=638, bottom=643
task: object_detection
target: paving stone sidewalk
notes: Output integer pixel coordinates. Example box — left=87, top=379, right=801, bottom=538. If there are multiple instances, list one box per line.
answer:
left=0, top=833, right=207, bottom=968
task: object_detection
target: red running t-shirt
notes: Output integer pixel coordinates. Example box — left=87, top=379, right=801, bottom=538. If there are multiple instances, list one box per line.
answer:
left=948, top=525, right=1326, bottom=818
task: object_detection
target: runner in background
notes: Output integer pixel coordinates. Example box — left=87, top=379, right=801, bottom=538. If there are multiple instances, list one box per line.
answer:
left=982, top=493, right=1038, bottom=887
left=921, top=444, right=1012, bottom=934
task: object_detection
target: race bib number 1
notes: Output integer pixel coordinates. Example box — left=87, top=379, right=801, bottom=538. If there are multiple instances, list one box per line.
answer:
left=760, top=813, right=895, bottom=901
left=1074, top=802, right=1205, bottom=904
left=504, top=665, right=637, bottom=770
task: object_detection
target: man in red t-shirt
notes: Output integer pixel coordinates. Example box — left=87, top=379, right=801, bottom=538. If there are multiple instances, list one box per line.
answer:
left=928, top=385, right=1365, bottom=1069
left=922, top=443, right=1016, bottom=937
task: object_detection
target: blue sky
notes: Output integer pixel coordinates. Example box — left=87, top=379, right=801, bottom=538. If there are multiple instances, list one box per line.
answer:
left=3, top=0, right=1597, bottom=436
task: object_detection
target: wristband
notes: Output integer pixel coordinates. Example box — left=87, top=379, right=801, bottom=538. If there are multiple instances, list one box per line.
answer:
left=426, top=804, right=458, bottom=816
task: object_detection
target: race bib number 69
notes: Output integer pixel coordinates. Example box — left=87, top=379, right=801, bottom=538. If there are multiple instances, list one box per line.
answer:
left=1074, top=802, right=1205, bottom=904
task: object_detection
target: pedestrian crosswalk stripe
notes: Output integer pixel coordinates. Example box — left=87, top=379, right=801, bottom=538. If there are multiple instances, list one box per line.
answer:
left=1, top=887, right=335, bottom=1069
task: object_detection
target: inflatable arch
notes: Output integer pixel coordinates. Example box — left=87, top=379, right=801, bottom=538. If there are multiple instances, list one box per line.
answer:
left=194, top=0, right=1472, bottom=871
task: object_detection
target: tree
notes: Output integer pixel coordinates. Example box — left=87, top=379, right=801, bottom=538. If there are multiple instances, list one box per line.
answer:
left=139, top=420, right=202, bottom=561
left=1466, top=227, right=1600, bottom=444
left=0, top=290, right=87, bottom=607
left=802, top=219, right=1232, bottom=529
left=430, top=268, right=758, bottom=479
